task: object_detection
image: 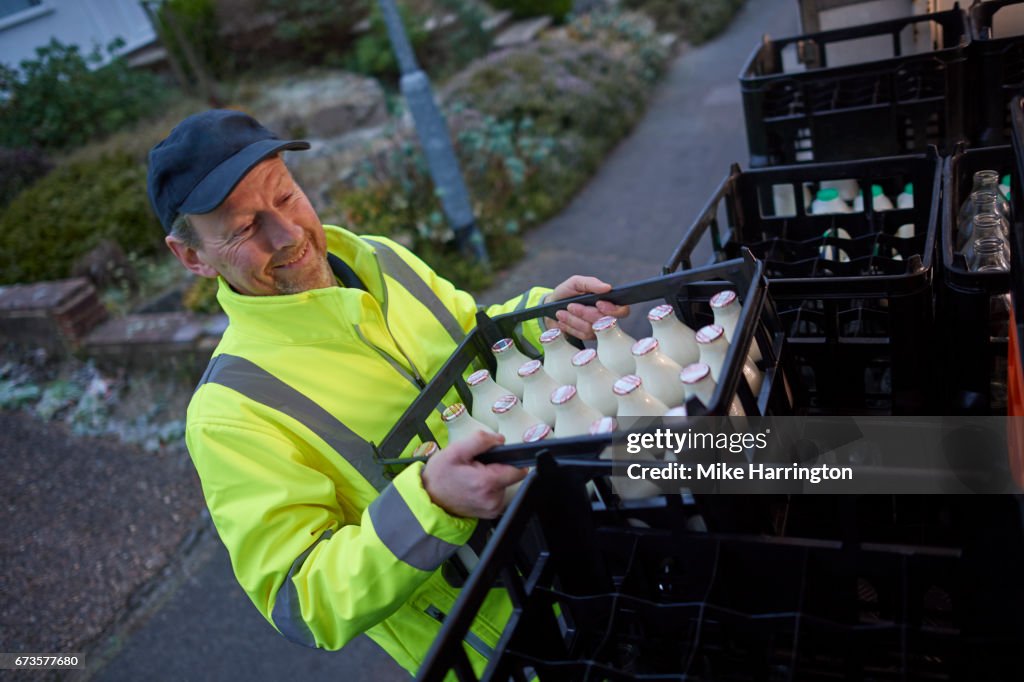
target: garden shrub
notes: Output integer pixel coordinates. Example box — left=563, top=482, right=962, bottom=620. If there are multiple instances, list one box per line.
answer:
left=491, top=0, right=573, bottom=22
left=158, top=0, right=229, bottom=79
left=443, top=40, right=651, bottom=168
left=302, top=15, right=671, bottom=293
left=623, top=0, right=746, bottom=44
left=0, top=39, right=170, bottom=152
left=0, top=147, right=52, bottom=209
left=260, top=0, right=370, bottom=64
left=0, top=152, right=162, bottom=285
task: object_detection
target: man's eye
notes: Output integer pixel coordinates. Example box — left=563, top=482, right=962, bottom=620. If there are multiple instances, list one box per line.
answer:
left=277, top=192, right=295, bottom=205
left=235, top=223, right=255, bottom=238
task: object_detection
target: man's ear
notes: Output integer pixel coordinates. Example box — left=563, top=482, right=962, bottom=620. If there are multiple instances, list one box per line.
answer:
left=165, top=235, right=218, bottom=278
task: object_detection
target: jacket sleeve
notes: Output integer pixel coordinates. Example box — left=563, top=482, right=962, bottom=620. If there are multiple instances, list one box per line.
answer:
left=366, top=236, right=552, bottom=351
left=186, top=414, right=475, bottom=651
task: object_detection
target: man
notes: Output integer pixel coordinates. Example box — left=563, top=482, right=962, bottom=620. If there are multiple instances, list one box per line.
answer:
left=148, top=109, right=627, bottom=675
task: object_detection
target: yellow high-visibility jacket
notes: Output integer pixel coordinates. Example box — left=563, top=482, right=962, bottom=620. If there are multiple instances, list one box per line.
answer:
left=185, top=225, right=550, bottom=674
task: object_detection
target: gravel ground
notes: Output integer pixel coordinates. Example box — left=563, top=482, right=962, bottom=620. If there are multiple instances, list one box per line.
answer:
left=0, top=410, right=204, bottom=673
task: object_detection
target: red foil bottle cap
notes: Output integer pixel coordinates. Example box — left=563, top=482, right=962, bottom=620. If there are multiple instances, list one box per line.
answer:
left=518, top=359, right=542, bottom=377
left=467, top=369, right=491, bottom=386
left=572, top=348, right=597, bottom=367
left=442, top=403, right=466, bottom=422
left=631, top=337, right=659, bottom=356
left=647, top=304, right=674, bottom=321
left=613, top=375, right=642, bottom=396
left=413, top=441, right=439, bottom=457
left=592, top=316, right=618, bottom=333
left=550, top=385, right=578, bottom=405
left=695, top=325, right=725, bottom=344
left=523, top=423, right=552, bottom=443
left=589, top=416, right=618, bottom=434
left=540, top=328, right=562, bottom=344
left=680, top=362, right=711, bottom=384
left=710, top=290, right=737, bottom=308
left=491, top=338, right=515, bottom=354
left=492, top=394, right=519, bottom=414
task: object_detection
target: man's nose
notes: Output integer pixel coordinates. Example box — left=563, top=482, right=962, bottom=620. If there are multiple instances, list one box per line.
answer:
left=264, top=211, right=304, bottom=250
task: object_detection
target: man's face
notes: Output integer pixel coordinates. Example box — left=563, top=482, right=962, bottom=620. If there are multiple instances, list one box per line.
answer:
left=167, top=157, right=334, bottom=296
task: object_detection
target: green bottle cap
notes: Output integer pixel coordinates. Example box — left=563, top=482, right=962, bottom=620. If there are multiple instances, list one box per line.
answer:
left=816, top=188, right=839, bottom=202
left=904, top=182, right=913, bottom=195
left=871, top=184, right=884, bottom=197
left=1002, top=174, right=1011, bottom=186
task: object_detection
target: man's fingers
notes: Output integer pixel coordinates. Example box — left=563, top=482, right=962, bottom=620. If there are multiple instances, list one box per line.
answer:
left=596, top=300, right=630, bottom=318
left=555, top=310, right=597, bottom=340
left=570, top=275, right=612, bottom=295
left=488, top=463, right=529, bottom=488
left=443, top=429, right=505, bottom=462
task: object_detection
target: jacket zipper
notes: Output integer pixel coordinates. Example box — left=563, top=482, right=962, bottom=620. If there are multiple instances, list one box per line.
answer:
left=423, top=604, right=495, bottom=660
left=371, top=252, right=427, bottom=388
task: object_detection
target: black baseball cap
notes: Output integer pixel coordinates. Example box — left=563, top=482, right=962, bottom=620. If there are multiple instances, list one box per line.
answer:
left=147, top=109, right=310, bottom=233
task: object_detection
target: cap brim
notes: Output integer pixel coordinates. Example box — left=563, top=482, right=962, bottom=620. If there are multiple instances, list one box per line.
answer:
left=178, top=138, right=311, bottom=216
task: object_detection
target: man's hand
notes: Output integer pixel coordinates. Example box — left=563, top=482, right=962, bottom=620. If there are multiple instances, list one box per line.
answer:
left=547, top=275, right=630, bottom=340
left=421, top=430, right=526, bottom=519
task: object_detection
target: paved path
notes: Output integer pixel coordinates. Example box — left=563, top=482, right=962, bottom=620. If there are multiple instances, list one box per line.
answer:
left=93, top=1, right=798, bottom=680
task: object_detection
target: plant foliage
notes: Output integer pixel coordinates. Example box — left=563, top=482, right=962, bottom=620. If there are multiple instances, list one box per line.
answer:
left=0, top=39, right=169, bottom=152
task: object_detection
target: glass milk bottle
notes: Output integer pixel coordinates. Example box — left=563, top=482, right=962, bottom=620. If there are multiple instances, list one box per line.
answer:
left=491, top=338, right=531, bottom=400
left=613, top=375, right=669, bottom=417
left=491, top=394, right=542, bottom=444
left=571, top=348, right=618, bottom=417
left=648, top=304, right=699, bottom=367
left=518, top=359, right=559, bottom=427
left=413, top=441, right=439, bottom=459
left=442, top=403, right=495, bottom=443
left=539, top=328, right=577, bottom=386
left=466, top=369, right=511, bottom=431
left=592, top=315, right=636, bottom=377
left=695, top=323, right=763, bottom=397
left=680, top=362, right=716, bottom=408
left=710, top=289, right=762, bottom=363
left=959, top=171, right=1010, bottom=228
left=680, top=362, right=747, bottom=417
left=631, top=337, right=685, bottom=407
left=503, top=423, right=551, bottom=505
left=550, top=385, right=603, bottom=438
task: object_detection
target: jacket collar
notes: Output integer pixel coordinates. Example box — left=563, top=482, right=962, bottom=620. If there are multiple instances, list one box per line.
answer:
left=214, top=225, right=386, bottom=345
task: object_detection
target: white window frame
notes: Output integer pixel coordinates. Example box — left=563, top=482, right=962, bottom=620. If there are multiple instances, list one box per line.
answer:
left=0, top=1, right=54, bottom=33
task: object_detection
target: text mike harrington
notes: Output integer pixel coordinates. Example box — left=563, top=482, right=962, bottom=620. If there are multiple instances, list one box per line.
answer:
left=622, top=429, right=854, bottom=484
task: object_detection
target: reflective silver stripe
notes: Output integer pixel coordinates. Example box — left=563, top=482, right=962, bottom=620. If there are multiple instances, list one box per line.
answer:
left=365, top=238, right=464, bottom=344
left=198, top=354, right=390, bottom=491
left=368, top=483, right=459, bottom=572
left=271, top=529, right=333, bottom=647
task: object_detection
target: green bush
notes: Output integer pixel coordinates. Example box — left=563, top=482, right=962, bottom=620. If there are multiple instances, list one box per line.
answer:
left=0, top=39, right=170, bottom=152
left=261, top=0, right=369, bottom=63
left=158, top=0, right=228, bottom=79
left=491, top=0, right=573, bottom=22
left=0, top=152, right=162, bottom=285
left=443, top=40, right=651, bottom=167
left=0, top=147, right=52, bottom=209
left=623, top=0, right=746, bottom=44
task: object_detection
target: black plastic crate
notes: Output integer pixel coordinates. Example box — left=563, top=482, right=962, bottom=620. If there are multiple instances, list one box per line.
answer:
left=374, top=254, right=791, bottom=468
left=939, top=143, right=1014, bottom=414
left=417, top=455, right=1024, bottom=681
left=968, top=0, right=1024, bottom=145
left=740, top=8, right=969, bottom=167
left=664, top=150, right=941, bottom=415
left=1009, top=96, right=1024, bottom=460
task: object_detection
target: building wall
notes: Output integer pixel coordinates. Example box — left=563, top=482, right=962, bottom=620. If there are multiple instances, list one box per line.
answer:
left=0, top=0, right=155, bottom=69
